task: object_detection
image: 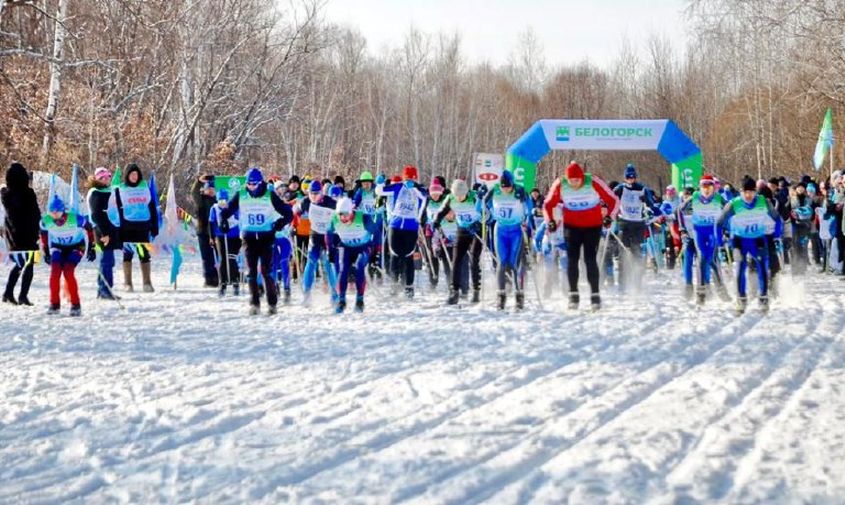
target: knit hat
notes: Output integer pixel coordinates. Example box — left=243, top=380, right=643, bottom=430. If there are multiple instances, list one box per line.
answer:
left=699, top=174, right=715, bottom=186
left=308, top=180, right=322, bottom=193
left=288, top=175, right=301, bottom=185
left=402, top=165, right=418, bottom=180
left=217, top=189, right=229, bottom=202
left=245, top=167, right=263, bottom=184
left=334, top=175, right=346, bottom=187
left=391, top=175, right=402, bottom=183
left=500, top=170, right=514, bottom=187
left=48, top=194, right=65, bottom=213
left=451, top=179, right=469, bottom=198
left=565, top=162, right=585, bottom=180
left=94, top=167, right=112, bottom=180
left=336, top=197, right=354, bottom=215
left=624, top=163, right=637, bottom=179
left=742, top=176, right=757, bottom=192
left=429, top=181, right=445, bottom=195
left=807, top=183, right=818, bottom=194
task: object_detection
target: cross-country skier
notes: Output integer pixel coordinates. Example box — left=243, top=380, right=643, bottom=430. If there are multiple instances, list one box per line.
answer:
left=613, top=163, right=662, bottom=291
left=422, top=179, right=447, bottom=287
left=294, top=180, right=338, bottom=306
left=375, top=166, right=428, bottom=299
left=217, top=167, right=293, bottom=315
left=352, top=170, right=382, bottom=281
left=326, top=197, right=378, bottom=313
left=41, top=195, right=95, bottom=316
left=718, top=176, right=780, bottom=314
left=544, top=161, right=619, bottom=310
left=677, top=174, right=731, bottom=304
left=209, top=189, right=241, bottom=297
left=433, top=179, right=483, bottom=305
left=484, top=170, right=532, bottom=310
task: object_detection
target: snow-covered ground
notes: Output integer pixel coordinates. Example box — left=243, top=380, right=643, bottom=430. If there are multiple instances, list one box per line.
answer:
left=1, top=257, right=845, bottom=504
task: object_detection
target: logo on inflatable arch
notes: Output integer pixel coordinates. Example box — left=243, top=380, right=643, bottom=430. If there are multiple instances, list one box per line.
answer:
left=555, top=126, right=570, bottom=142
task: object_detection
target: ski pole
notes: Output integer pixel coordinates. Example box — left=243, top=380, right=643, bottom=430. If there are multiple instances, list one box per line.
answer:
left=521, top=225, right=544, bottom=310
left=96, top=267, right=126, bottom=310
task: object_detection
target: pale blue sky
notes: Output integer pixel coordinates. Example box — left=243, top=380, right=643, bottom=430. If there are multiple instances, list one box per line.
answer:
left=322, top=0, right=690, bottom=68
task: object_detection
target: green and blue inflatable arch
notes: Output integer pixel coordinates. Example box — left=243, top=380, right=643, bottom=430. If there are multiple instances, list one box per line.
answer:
left=505, top=119, right=702, bottom=191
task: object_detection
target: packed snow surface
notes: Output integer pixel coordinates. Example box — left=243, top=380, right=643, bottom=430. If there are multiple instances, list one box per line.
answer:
left=2, top=260, right=844, bottom=504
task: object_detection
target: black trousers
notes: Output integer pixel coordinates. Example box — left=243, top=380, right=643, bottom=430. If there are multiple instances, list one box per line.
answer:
left=4, top=253, right=34, bottom=300
left=215, top=236, right=242, bottom=285
left=198, top=233, right=219, bottom=285
left=244, top=233, right=277, bottom=307
left=389, top=228, right=417, bottom=287
left=564, top=226, right=602, bottom=295
left=451, top=232, right=481, bottom=292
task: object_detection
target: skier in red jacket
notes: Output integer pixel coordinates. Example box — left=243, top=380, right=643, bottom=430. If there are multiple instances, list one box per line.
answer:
left=544, top=161, right=619, bottom=311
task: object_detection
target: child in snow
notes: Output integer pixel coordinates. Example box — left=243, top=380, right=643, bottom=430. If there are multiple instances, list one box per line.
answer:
left=41, top=195, right=95, bottom=316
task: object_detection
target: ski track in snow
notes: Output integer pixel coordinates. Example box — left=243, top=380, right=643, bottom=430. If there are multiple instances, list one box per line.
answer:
left=1, top=261, right=844, bottom=504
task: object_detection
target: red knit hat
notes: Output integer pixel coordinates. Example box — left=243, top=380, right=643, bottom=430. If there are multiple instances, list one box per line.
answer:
left=391, top=174, right=402, bottom=183
left=402, top=165, right=418, bottom=180
left=700, top=174, right=715, bottom=186
left=565, top=162, right=584, bottom=180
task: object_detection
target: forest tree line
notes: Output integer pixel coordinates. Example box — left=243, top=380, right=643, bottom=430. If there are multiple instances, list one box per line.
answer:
left=1, top=0, right=843, bottom=204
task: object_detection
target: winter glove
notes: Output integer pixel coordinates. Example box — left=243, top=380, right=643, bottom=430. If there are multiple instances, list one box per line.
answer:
left=86, top=244, right=96, bottom=262
left=43, top=250, right=51, bottom=265
left=547, top=220, right=557, bottom=233
left=602, top=216, right=612, bottom=226
left=219, top=219, right=230, bottom=233
left=375, top=174, right=386, bottom=185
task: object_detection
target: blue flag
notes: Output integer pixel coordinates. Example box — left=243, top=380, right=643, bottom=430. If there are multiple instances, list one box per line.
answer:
left=170, top=246, right=183, bottom=286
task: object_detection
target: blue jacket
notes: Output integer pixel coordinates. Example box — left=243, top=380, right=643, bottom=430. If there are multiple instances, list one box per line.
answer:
left=376, top=182, right=428, bottom=232
left=209, top=204, right=240, bottom=239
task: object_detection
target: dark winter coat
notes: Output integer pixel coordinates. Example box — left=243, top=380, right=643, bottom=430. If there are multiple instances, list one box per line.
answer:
left=1, top=163, right=41, bottom=251
left=86, top=178, right=122, bottom=250
left=191, top=179, right=216, bottom=237
left=114, top=164, right=159, bottom=244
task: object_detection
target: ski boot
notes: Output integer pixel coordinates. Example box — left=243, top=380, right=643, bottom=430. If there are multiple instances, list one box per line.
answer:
left=335, top=298, right=347, bottom=314
left=218, top=285, right=226, bottom=298
left=471, top=289, right=481, bottom=304
left=233, top=284, right=240, bottom=296
left=354, top=296, right=364, bottom=313
left=405, top=286, right=414, bottom=300
left=283, top=288, right=291, bottom=305
left=684, top=284, right=694, bottom=301
left=496, top=290, right=506, bottom=311
left=47, top=304, right=60, bottom=315
left=515, top=291, right=525, bottom=311
left=568, top=292, right=579, bottom=310
left=695, top=286, right=706, bottom=305
left=249, top=304, right=260, bottom=316
left=735, top=296, right=748, bottom=315
left=69, top=305, right=81, bottom=317
left=590, top=293, right=601, bottom=312
left=759, top=295, right=769, bottom=313
left=447, top=289, right=460, bottom=305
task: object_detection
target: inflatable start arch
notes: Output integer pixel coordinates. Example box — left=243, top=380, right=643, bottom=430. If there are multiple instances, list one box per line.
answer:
left=505, top=119, right=702, bottom=191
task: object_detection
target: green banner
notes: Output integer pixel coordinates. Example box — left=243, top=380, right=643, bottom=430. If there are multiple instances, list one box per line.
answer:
left=671, top=152, right=703, bottom=191
left=505, top=153, right=537, bottom=192
left=215, top=176, right=246, bottom=195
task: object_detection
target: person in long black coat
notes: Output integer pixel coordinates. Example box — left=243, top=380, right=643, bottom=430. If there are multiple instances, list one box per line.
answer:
left=2, top=162, right=42, bottom=305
